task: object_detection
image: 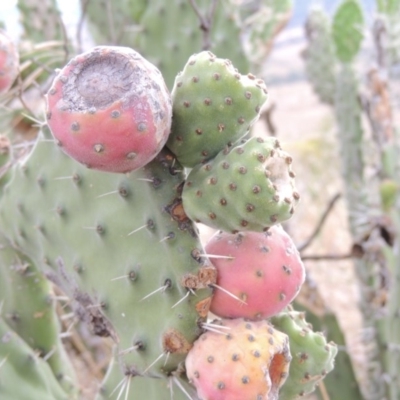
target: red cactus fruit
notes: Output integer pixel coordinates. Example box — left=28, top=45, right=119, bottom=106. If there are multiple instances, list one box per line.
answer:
left=45, top=46, right=172, bottom=173
left=0, top=30, right=19, bottom=94
left=205, top=226, right=305, bottom=320
left=185, top=318, right=291, bottom=400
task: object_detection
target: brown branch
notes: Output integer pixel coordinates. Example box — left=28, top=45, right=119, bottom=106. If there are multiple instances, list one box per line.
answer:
left=298, top=192, right=342, bottom=252
left=188, top=0, right=218, bottom=50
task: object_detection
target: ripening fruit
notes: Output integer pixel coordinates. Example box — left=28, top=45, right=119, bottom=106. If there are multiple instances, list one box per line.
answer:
left=206, top=226, right=305, bottom=319
left=46, top=46, right=172, bottom=173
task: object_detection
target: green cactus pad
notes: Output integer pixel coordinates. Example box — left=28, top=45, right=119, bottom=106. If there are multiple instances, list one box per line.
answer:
left=167, top=51, right=268, bottom=168
left=182, top=136, right=299, bottom=233
left=0, top=316, right=70, bottom=400
left=332, top=0, right=364, bottom=63
left=0, top=128, right=215, bottom=380
left=304, top=7, right=337, bottom=104
left=271, top=310, right=338, bottom=400
left=133, top=0, right=249, bottom=89
left=0, top=238, right=78, bottom=395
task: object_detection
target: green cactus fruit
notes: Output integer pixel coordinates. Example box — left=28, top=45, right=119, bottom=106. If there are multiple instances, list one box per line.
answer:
left=204, top=227, right=305, bottom=320
left=304, top=7, right=337, bottom=104
left=185, top=318, right=291, bottom=400
left=45, top=46, right=172, bottom=173
left=0, top=127, right=215, bottom=379
left=270, top=310, right=338, bottom=400
left=182, top=136, right=299, bottom=232
left=0, top=316, right=70, bottom=400
left=0, top=238, right=78, bottom=395
left=167, top=51, right=268, bottom=168
left=332, top=0, right=364, bottom=63
left=0, top=30, right=19, bottom=94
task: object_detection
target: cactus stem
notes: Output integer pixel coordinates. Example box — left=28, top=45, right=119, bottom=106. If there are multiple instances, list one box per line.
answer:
left=209, top=283, right=247, bottom=305
left=140, top=279, right=172, bottom=302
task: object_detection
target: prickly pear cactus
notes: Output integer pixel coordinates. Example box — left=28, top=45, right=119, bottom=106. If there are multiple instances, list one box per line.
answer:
left=166, top=51, right=268, bottom=167
left=0, top=237, right=77, bottom=395
left=0, top=127, right=215, bottom=381
left=304, top=7, right=337, bottom=105
left=182, top=136, right=299, bottom=232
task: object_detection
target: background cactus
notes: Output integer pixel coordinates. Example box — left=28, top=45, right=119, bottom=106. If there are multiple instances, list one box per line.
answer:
left=303, top=0, right=400, bottom=398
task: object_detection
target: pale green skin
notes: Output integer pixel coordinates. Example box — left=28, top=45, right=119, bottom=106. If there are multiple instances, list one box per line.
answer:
left=182, top=136, right=299, bottom=233
left=167, top=51, right=268, bottom=168
left=271, top=311, right=338, bottom=400
left=0, top=127, right=215, bottom=385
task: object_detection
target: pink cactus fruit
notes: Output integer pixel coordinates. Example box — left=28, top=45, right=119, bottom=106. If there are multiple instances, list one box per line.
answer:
left=205, top=226, right=305, bottom=320
left=185, top=318, right=291, bottom=400
left=46, top=46, right=172, bottom=173
left=0, top=30, right=19, bottom=94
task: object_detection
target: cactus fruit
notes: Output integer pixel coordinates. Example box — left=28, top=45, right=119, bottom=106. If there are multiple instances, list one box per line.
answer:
left=182, top=136, right=299, bottom=232
left=0, top=30, right=19, bottom=94
left=45, top=46, right=172, bottom=173
left=205, top=227, right=305, bottom=320
left=167, top=51, right=268, bottom=167
left=270, top=311, right=338, bottom=400
left=185, top=318, right=291, bottom=400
